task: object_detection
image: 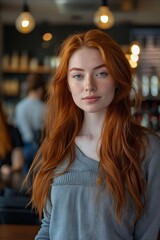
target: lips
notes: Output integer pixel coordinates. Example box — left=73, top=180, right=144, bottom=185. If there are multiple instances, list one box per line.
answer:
left=82, top=96, right=100, bottom=100
left=82, top=96, right=100, bottom=102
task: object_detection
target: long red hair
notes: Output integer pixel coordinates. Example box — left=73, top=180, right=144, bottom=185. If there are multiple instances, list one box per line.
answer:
left=0, top=100, right=12, bottom=159
left=28, top=29, right=148, bottom=223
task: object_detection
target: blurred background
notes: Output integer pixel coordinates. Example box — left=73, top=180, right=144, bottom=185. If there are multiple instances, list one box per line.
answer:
left=0, top=1, right=160, bottom=238
left=0, top=0, right=160, bottom=127
left=0, top=0, right=160, bottom=131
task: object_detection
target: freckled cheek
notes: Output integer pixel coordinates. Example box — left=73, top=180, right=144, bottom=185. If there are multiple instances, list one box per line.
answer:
left=101, top=84, right=115, bottom=93
left=101, top=85, right=116, bottom=100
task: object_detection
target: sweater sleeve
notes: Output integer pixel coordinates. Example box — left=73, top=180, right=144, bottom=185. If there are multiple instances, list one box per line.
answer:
left=134, top=134, right=160, bottom=240
left=35, top=199, right=52, bottom=240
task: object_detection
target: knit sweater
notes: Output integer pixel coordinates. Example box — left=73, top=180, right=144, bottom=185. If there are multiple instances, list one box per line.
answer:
left=35, top=132, right=160, bottom=240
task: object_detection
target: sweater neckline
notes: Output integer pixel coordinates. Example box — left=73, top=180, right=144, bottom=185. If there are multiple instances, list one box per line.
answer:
left=75, top=145, right=99, bottom=170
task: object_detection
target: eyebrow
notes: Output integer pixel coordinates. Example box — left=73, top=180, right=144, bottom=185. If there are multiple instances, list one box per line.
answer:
left=69, top=64, right=106, bottom=72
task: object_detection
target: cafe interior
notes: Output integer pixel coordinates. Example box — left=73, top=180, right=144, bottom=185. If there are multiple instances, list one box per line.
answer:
left=0, top=0, right=160, bottom=239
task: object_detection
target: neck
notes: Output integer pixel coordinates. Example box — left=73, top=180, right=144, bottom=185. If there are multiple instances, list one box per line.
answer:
left=28, top=91, right=40, bottom=100
left=80, top=111, right=106, bottom=138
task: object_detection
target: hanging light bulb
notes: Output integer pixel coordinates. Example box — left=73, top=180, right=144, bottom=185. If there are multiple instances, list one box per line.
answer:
left=94, top=0, right=115, bottom=29
left=15, top=1, right=35, bottom=34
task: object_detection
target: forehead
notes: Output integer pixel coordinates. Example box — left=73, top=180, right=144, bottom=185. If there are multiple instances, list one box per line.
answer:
left=68, top=47, right=104, bottom=67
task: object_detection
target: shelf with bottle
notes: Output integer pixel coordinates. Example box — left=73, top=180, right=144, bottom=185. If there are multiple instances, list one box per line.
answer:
left=140, top=74, right=160, bottom=101
left=1, top=51, right=58, bottom=123
left=0, top=71, right=50, bottom=123
left=133, top=100, right=160, bottom=133
left=1, top=50, right=60, bottom=75
left=132, top=73, right=160, bottom=132
left=1, top=51, right=58, bottom=100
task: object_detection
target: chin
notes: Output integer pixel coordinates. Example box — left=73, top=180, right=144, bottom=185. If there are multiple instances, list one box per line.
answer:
left=84, top=108, right=103, bottom=113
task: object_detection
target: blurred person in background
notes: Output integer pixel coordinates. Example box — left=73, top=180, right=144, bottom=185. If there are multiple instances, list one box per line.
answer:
left=0, top=99, right=24, bottom=178
left=15, top=73, right=46, bottom=174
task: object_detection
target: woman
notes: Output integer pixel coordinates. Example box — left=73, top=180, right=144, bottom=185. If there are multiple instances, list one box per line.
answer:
left=0, top=99, right=24, bottom=177
left=28, top=29, right=160, bottom=239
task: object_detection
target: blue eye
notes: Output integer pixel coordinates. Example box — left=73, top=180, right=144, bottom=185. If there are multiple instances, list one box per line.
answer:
left=96, top=72, right=108, bottom=77
left=73, top=74, right=83, bottom=79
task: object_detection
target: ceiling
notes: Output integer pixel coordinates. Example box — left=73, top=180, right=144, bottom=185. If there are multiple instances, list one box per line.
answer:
left=0, top=0, right=160, bottom=27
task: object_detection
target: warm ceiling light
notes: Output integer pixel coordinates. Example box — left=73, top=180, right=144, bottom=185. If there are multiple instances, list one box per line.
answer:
left=15, top=1, right=35, bottom=34
left=42, top=33, right=53, bottom=42
left=94, top=0, right=115, bottom=29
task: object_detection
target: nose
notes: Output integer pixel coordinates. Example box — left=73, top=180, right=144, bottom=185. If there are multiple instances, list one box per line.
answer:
left=85, top=86, right=96, bottom=92
left=84, top=75, right=96, bottom=92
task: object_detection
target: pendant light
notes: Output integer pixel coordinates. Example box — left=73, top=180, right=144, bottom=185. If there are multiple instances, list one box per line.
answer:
left=15, top=0, right=36, bottom=34
left=94, top=0, right=115, bottom=29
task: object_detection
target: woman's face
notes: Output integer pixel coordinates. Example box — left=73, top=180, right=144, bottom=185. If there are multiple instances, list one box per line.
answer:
left=67, top=47, right=116, bottom=114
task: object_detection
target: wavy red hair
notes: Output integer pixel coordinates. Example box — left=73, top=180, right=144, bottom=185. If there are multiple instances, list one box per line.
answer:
left=28, top=29, right=148, bottom=223
left=0, top=100, right=12, bottom=159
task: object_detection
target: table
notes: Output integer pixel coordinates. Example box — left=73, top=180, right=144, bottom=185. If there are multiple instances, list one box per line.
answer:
left=0, top=224, right=40, bottom=240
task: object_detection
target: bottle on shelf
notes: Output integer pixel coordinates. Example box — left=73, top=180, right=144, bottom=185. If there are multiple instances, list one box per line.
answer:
left=141, top=75, right=150, bottom=98
left=19, top=50, right=29, bottom=69
left=2, top=54, right=10, bottom=70
left=150, top=74, right=159, bottom=97
left=10, top=51, right=19, bottom=69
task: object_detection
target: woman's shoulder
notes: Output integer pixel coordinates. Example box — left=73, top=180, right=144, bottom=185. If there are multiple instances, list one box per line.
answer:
left=142, top=130, right=160, bottom=171
left=145, top=130, right=160, bottom=151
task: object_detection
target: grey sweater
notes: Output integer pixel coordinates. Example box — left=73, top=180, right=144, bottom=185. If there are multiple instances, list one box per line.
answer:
left=35, top=133, right=160, bottom=240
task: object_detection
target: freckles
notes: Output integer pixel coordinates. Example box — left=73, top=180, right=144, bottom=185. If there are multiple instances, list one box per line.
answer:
left=91, top=57, right=97, bottom=62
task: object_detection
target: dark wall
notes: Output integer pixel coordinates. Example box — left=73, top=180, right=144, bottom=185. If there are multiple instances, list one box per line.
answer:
left=3, top=23, right=131, bottom=63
